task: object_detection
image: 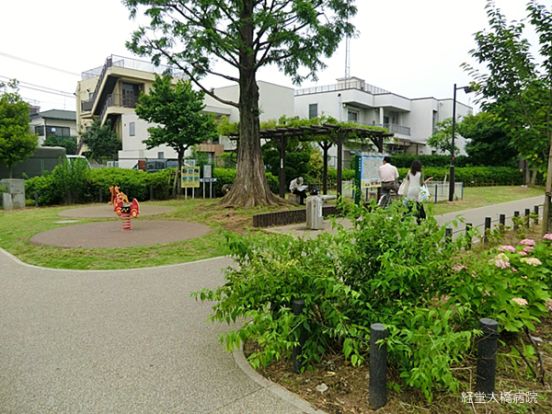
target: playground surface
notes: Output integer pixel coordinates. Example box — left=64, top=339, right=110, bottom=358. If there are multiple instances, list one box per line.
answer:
left=31, top=220, right=212, bottom=248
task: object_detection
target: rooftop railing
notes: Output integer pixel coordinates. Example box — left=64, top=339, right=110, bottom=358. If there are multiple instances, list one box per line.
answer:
left=295, top=80, right=390, bottom=96
left=81, top=55, right=185, bottom=79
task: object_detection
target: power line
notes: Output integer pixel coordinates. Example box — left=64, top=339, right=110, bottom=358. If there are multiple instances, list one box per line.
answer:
left=0, top=51, right=80, bottom=76
left=0, top=75, right=75, bottom=98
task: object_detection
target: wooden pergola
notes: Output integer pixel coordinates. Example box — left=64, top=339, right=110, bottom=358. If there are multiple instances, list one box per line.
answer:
left=229, top=123, right=393, bottom=198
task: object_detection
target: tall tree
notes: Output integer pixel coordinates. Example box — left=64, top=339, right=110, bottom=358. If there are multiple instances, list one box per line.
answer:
left=81, top=119, right=121, bottom=163
left=458, top=112, right=516, bottom=166
left=124, top=0, right=356, bottom=207
left=462, top=0, right=551, bottom=230
left=0, top=81, right=37, bottom=178
left=135, top=75, right=217, bottom=195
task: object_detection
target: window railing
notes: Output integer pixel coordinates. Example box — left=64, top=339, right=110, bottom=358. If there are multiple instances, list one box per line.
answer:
left=100, top=93, right=138, bottom=121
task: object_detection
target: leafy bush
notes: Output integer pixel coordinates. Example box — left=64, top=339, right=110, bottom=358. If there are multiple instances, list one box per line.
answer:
left=195, top=203, right=551, bottom=401
left=397, top=166, right=523, bottom=186
left=391, top=154, right=472, bottom=168
left=212, top=168, right=278, bottom=197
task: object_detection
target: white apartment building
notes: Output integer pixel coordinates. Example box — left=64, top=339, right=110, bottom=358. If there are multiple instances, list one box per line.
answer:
left=30, top=109, right=77, bottom=146
left=76, top=55, right=295, bottom=168
left=294, top=76, right=472, bottom=156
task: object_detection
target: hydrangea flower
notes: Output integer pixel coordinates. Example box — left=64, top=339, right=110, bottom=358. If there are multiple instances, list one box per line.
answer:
left=523, top=245, right=534, bottom=253
left=519, top=239, right=535, bottom=246
left=518, top=250, right=528, bottom=256
left=520, top=257, right=542, bottom=266
left=512, top=297, right=528, bottom=306
left=494, top=253, right=510, bottom=269
left=544, top=233, right=552, bottom=241
left=498, top=245, right=516, bottom=253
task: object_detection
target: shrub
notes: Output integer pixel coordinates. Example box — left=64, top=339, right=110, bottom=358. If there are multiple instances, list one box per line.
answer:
left=391, top=154, right=472, bottom=168
left=213, top=168, right=278, bottom=197
left=195, top=203, right=551, bottom=401
left=397, top=166, right=523, bottom=186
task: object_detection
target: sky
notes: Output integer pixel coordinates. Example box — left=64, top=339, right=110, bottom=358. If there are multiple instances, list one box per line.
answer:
left=0, top=0, right=541, bottom=112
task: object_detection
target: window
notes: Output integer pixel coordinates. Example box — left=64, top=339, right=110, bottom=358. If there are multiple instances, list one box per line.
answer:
left=308, top=103, right=318, bottom=119
left=347, top=110, right=359, bottom=122
left=45, top=126, right=70, bottom=137
left=35, top=125, right=44, bottom=136
left=157, top=152, right=164, bottom=159
left=129, top=122, right=135, bottom=136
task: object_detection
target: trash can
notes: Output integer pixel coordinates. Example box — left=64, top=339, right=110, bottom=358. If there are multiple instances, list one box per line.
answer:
left=306, top=195, right=324, bottom=230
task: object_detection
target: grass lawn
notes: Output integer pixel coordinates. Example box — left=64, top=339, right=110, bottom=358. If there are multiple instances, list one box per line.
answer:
left=0, top=199, right=282, bottom=270
left=0, top=186, right=544, bottom=269
left=431, top=185, right=544, bottom=216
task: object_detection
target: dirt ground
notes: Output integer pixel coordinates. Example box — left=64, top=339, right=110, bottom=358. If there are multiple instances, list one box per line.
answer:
left=31, top=220, right=211, bottom=248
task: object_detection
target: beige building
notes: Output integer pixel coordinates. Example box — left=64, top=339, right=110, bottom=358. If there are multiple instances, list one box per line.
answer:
left=30, top=109, right=77, bottom=146
left=76, top=55, right=295, bottom=168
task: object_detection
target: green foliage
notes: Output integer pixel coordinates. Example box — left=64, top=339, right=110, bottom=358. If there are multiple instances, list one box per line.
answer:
left=212, top=167, right=278, bottom=197
left=0, top=83, right=38, bottom=177
left=43, top=135, right=78, bottom=155
left=427, top=119, right=458, bottom=155
left=463, top=0, right=551, bottom=174
left=262, top=138, right=314, bottom=186
left=390, top=154, right=471, bottom=168
left=195, top=202, right=552, bottom=401
left=50, top=159, right=90, bottom=204
left=81, top=119, right=121, bottom=163
left=459, top=112, right=517, bottom=166
left=397, top=166, right=523, bottom=186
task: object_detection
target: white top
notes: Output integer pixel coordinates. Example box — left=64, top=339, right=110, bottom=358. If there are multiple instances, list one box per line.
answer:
left=378, top=163, right=399, bottom=182
left=289, top=178, right=307, bottom=192
left=406, top=172, right=422, bottom=202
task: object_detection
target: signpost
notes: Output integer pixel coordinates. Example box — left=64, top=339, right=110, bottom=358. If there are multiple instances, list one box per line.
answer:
left=181, top=160, right=200, bottom=199
left=354, top=152, right=385, bottom=204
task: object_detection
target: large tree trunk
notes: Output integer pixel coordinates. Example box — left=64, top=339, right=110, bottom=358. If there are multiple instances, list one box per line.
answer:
left=221, top=0, right=284, bottom=207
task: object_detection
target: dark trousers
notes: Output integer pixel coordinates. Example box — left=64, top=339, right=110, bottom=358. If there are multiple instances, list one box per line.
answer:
left=293, top=189, right=307, bottom=205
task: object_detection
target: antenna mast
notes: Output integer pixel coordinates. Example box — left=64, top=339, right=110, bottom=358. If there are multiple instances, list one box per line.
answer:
left=344, top=0, right=351, bottom=79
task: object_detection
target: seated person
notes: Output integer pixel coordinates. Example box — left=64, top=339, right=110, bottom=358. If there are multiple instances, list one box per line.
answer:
left=289, top=176, right=308, bottom=205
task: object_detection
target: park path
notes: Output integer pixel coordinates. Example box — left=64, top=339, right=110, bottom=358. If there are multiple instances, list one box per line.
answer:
left=0, top=252, right=303, bottom=414
left=0, top=195, right=545, bottom=413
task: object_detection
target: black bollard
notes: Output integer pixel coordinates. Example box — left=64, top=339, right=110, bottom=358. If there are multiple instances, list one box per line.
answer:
left=476, top=318, right=498, bottom=395
left=499, top=214, right=506, bottom=232
left=291, top=299, right=306, bottom=373
left=483, top=217, right=491, bottom=245
left=524, top=208, right=530, bottom=227
left=445, top=227, right=453, bottom=244
left=513, top=211, right=520, bottom=231
left=369, top=323, right=388, bottom=410
left=99, top=187, right=103, bottom=203
left=534, top=205, right=539, bottom=225
left=465, top=223, right=473, bottom=250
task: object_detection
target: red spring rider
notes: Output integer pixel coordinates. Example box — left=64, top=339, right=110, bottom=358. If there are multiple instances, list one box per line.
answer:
left=114, top=194, right=140, bottom=230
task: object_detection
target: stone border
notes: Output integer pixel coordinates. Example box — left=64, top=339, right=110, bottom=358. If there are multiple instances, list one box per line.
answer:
left=233, top=345, right=327, bottom=414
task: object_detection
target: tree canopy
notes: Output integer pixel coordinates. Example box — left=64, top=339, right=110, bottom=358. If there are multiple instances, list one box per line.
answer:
left=125, top=0, right=357, bottom=207
left=135, top=75, right=217, bottom=195
left=426, top=119, right=458, bottom=156
left=81, top=119, right=121, bottom=163
left=43, top=135, right=77, bottom=155
left=0, top=82, right=37, bottom=178
left=459, top=112, right=516, bottom=167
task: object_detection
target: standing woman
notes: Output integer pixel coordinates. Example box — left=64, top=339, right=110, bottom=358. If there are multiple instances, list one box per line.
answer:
left=404, top=160, right=431, bottom=221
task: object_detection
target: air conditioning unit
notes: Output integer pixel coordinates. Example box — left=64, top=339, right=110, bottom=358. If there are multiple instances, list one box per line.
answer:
left=106, top=161, right=119, bottom=168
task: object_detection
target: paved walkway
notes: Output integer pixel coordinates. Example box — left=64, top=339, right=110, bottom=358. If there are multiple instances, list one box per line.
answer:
left=0, top=252, right=303, bottom=413
left=0, top=196, right=545, bottom=413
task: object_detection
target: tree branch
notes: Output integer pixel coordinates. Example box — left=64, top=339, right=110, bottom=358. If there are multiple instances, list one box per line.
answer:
left=148, top=40, right=239, bottom=108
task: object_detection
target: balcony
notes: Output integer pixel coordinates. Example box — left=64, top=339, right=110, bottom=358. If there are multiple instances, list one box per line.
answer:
left=100, top=93, right=138, bottom=123
left=382, top=123, right=411, bottom=136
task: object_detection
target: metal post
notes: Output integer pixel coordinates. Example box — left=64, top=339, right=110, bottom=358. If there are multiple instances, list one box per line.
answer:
left=291, top=299, right=306, bottom=373
left=484, top=217, right=491, bottom=245
left=499, top=214, right=506, bottom=232
left=448, top=84, right=457, bottom=202
left=278, top=137, right=287, bottom=198
left=337, top=136, right=343, bottom=197
left=434, top=184, right=438, bottom=203
left=534, top=205, right=539, bottom=225
left=445, top=227, right=452, bottom=244
left=476, top=318, right=498, bottom=395
left=524, top=208, right=530, bottom=227
left=513, top=211, right=520, bottom=231
left=465, top=223, right=472, bottom=250
left=369, top=323, right=388, bottom=410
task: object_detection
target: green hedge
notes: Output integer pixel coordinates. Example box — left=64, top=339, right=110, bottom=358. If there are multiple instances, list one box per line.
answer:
left=397, top=166, right=523, bottom=186
left=391, top=154, right=472, bottom=168
left=26, top=165, right=280, bottom=205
